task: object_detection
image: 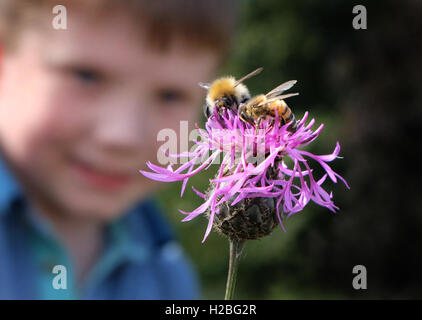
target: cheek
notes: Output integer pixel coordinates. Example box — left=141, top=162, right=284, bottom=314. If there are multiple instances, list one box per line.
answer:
left=0, top=61, right=91, bottom=162
left=40, top=101, right=90, bottom=142
left=1, top=92, right=90, bottom=166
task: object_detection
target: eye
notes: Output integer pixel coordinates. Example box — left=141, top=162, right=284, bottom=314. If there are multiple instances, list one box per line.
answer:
left=71, top=68, right=102, bottom=84
left=156, top=88, right=188, bottom=105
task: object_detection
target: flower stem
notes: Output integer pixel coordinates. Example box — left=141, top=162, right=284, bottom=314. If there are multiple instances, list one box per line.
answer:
left=224, top=239, right=244, bottom=300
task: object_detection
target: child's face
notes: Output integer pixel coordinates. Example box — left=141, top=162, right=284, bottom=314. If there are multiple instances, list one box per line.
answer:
left=0, top=9, right=218, bottom=220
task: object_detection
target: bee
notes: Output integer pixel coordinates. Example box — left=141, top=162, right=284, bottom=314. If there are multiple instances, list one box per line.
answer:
left=199, top=67, right=263, bottom=118
left=239, top=80, right=299, bottom=132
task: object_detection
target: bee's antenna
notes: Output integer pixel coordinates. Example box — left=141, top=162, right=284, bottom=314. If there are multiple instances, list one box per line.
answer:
left=234, top=67, right=263, bottom=87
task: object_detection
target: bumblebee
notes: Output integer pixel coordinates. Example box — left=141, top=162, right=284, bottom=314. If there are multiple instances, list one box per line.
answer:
left=239, top=80, right=299, bottom=132
left=199, top=67, right=263, bottom=118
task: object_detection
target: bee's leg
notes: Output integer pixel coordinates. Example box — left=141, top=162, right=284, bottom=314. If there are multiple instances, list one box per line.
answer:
left=255, top=117, right=262, bottom=136
left=239, top=108, right=249, bottom=123
left=239, top=108, right=254, bottom=127
left=268, top=118, right=275, bottom=130
left=239, top=111, right=247, bottom=123
left=288, top=120, right=299, bottom=133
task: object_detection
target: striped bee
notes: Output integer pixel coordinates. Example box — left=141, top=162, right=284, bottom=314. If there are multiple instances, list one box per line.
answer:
left=239, top=80, right=299, bottom=132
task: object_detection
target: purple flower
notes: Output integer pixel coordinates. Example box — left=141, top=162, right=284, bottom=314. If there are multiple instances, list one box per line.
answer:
left=140, top=108, right=349, bottom=242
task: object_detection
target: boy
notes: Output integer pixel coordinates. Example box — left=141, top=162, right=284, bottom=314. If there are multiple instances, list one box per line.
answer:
left=0, top=0, right=236, bottom=299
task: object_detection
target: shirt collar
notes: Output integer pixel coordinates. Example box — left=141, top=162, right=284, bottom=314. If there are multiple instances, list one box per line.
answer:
left=0, top=151, right=23, bottom=215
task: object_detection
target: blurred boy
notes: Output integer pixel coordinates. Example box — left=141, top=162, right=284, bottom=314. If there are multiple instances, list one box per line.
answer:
left=0, top=0, right=236, bottom=299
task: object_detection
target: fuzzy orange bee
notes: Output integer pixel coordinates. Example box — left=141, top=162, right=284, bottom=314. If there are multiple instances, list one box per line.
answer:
left=199, top=67, right=263, bottom=118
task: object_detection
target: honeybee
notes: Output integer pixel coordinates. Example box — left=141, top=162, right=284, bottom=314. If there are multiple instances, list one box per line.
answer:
left=239, top=80, right=299, bottom=132
left=199, top=67, right=263, bottom=118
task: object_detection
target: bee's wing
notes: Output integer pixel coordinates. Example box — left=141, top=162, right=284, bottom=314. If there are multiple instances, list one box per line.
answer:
left=198, top=82, right=211, bottom=90
left=265, top=80, right=297, bottom=98
left=255, top=93, right=299, bottom=107
left=234, top=67, right=263, bottom=87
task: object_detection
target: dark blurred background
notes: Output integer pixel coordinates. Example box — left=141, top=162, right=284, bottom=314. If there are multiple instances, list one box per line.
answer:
left=158, top=0, right=422, bottom=299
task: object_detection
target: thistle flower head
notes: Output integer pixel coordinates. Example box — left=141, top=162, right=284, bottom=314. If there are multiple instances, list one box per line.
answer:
left=140, top=106, right=349, bottom=243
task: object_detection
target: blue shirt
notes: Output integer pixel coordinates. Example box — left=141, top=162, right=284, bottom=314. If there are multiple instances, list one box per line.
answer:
left=0, top=154, right=199, bottom=299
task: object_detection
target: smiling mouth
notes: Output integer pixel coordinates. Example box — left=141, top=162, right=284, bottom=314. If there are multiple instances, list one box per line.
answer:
left=72, top=158, right=133, bottom=191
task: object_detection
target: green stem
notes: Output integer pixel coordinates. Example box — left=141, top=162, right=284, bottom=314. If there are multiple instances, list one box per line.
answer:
left=224, top=239, right=244, bottom=300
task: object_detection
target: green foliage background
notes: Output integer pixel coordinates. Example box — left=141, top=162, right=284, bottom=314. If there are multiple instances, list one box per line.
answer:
left=157, top=0, right=422, bottom=299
